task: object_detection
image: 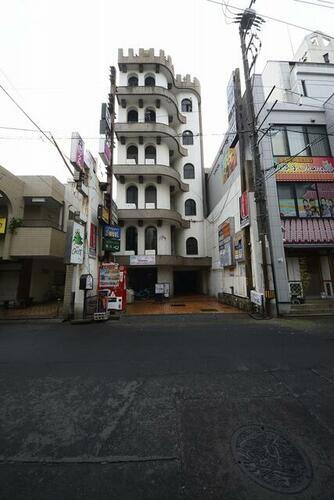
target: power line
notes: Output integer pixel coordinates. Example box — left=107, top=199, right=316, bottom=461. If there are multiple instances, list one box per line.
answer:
left=293, top=0, right=334, bottom=8
left=206, top=0, right=334, bottom=40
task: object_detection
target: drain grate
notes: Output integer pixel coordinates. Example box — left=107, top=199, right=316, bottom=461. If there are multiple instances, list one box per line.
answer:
left=200, top=308, right=219, bottom=312
left=231, top=425, right=313, bottom=494
left=171, top=303, right=186, bottom=307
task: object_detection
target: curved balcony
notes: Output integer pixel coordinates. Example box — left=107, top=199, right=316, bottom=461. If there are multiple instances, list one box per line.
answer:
left=118, top=208, right=190, bottom=229
left=113, top=164, right=189, bottom=193
left=116, top=86, right=186, bottom=125
left=114, top=122, right=187, bottom=159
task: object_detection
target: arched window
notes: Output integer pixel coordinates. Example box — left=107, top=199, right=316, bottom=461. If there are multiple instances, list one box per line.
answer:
left=186, top=237, right=198, bottom=255
left=182, top=130, right=194, bottom=145
left=185, top=199, right=196, bottom=216
left=181, top=99, right=192, bottom=112
left=145, top=226, right=157, bottom=251
left=145, top=108, right=156, bottom=122
left=126, top=145, right=138, bottom=164
left=126, top=186, right=138, bottom=207
left=127, top=109, right=138, bottom=122
left=145, top=145, right=156, bottom=163
left=128, top=75, right=138, bottom=86
left=183, top=163, right=195, bottom=179
left=126, top=226, right=138, bottom=254
left=145, top=75, right=155, bottom=86
left=145, top=185, right=157, bottom=206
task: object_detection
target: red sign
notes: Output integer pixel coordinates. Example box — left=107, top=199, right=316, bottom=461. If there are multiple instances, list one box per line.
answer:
left=240, top=191, right=250, bottom=228
left=89, top=223, right=97, bottom=257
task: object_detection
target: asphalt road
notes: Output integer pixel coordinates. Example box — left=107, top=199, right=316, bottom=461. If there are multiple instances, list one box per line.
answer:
left=0, top=314, right=334, bottom=499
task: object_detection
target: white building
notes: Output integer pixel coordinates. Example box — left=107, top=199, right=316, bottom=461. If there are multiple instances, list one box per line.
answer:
left=113, top=48, right=210, bottom=296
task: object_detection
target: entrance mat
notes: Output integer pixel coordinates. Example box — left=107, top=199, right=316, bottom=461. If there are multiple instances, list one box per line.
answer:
left=200, top=308, right=219, bottom=312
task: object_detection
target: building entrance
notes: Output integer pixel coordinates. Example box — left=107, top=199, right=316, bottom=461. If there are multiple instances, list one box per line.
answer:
left=174, top=270, right=201, bottom=295
left=128, top=267, right=157, bottom=296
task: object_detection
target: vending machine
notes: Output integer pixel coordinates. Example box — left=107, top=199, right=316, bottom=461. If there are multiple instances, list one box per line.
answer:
left=98, top=263, right=127, bottom=312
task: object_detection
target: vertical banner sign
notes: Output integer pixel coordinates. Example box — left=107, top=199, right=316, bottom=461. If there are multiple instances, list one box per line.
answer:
left=70, top=132, right=85, bottom=171
left=218, top=219, right=235, bottom=267
left=89, top=223, right=97, bottom=257
left=70, top=222, right=85, bottom=264
left=240, top=191, right=250, bottom=228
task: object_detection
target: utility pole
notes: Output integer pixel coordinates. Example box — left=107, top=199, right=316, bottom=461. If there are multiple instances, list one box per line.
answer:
left=106, top=66, right=116, bottom=258
left=235, top=8, right=272, bottom=316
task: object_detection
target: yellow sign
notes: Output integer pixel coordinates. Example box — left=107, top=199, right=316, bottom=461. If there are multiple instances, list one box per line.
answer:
left=0, top=218, right=6, bottom=234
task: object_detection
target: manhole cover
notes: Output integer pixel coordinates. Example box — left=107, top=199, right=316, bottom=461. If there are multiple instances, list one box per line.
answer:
left=231, top=425, right=312, bottom=494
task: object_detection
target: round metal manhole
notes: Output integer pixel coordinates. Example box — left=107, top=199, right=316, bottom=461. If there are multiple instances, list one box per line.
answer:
left=231, top=425, right=313, bottom=494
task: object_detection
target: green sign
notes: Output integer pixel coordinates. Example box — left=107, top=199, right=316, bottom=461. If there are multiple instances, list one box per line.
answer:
left=103, top=238, right=120, bottom=252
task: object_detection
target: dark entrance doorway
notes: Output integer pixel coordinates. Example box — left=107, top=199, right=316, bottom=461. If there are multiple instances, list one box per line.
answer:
left=174, top=270, right=201, bottom=295
left=128, top=267, right=157, bottom=294
left=300, top=255, right=322, bottom=297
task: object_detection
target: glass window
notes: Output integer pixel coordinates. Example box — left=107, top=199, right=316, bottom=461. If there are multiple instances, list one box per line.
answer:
left=306, top=125, right=331, bottom=156
left=127, top=146, right=138, bottom=163
left=128, top=76, right=138, bottom=86
left=145, top=186, right=157, bottom=205
left=181, top=99, right=192, bottom=112
left=317, top=183, right=334, bottom=217
left=186, top=237, right=198, bottom=255
left=145, top=76, right=155, bottom=86
left=182, top=131, right=194, bottom=145
left=145, top=108, right=156, bottom=122
left=183, top=163, right=195, bottom=179
left=296, top=183, right=320, bottom=217
left=185, top=199, right=196, bottom=216
left=145, top=146, right=156, bottom=162
left=277, top=183, right=297, bottom=217
left=127, top=109, right=138, bottom=122
left=126, top=186, right=138, bottom=206
left=145, top=226, right=157, bottom=251
left=287, top=126, right=308, bottom=156
left=271, top=127, right=289, bottom=156
left=126, top=226, right=138, bottom=253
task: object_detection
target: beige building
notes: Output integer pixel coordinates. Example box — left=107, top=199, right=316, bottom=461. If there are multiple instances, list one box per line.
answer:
left=0, top=166, right=66, bottom=306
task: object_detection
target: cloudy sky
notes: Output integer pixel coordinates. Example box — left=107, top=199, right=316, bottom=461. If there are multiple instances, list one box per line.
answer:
left=0, top=0, right=333, bottom=183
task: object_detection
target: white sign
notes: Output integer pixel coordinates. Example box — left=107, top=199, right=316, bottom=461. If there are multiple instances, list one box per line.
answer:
left=250, top=290, right=263, bottom=307
left=70, top=222, right=85, bottom=264
left=84, top=150, right=96, bottom=171
left=70, top=132, right=85, bottom=170
left=155, top=283, right=164, bottom=294
left=130, top=255, right=156, bottom=266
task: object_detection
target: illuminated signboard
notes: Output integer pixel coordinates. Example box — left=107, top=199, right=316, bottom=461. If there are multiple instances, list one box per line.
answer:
left=276, top=156, right=334, bottom=181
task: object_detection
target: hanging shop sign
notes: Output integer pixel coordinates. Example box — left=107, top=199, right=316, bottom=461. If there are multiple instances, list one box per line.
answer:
left=0, top=218, right=6, bottom=234
left=89, top=223, right=97, bottom=257
left=130, top=255, right=156, bottom=266
left=98, top=204, right=109, bottom=224
left=221, top=148, right=238, bottom=184
left=79, top=273, right=94, bottom=290
left=233, top=230, right=246, bottom=262
left=98, top=138, right=112, bottom=166
left=70, top=132, right=85, bottom=171
left=99, top=103, right=112, bottom=134
left=239, top=191, right=250, bottom=229
left=276, top=156, right=334, bottom=181
left=103, top=238, right=120, bottom=252
left=65, top=221, right=85, bottom=264
left=104, top=225, right=121, bottom=239
left=84, top=150, right=96, bottom=171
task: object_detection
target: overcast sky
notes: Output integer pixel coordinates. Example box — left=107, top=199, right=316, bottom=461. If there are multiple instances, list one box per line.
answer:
left=0, top=0, right=333, bottom=183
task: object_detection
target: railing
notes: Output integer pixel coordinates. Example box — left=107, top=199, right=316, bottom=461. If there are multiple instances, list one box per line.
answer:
left=22, top=219, right=62, bottom=230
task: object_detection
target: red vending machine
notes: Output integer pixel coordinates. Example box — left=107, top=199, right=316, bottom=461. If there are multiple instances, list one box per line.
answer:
left=98, top=263, right=127, bottom=312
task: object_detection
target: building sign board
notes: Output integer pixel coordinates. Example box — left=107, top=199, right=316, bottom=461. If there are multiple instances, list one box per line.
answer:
left=0, top=218, right=6, bottom=234
left=233, top=230, right=245, bottom=262
left=89, top=223, right=97, bottom=257
left=65, top=221, right=85, bottom=264
left=99, top=263, right=120, bottom=288
left=70, top=132, right=85, bottom=171
left=218, top=218, right=235, bottom=268
left=104, top=225, right=121, bottom=239
left=250, top=290, right=263, bottom=307
left=221, top=148, right=238, bottom=184
left=98, top=205, right=110, bottom=224
left=239, top=191, right=250, bottom=228
left=84, top=150, right=96, bottom=171
left=103, top=238, right=120, bottom=252
left=130, top=255, right=156, bottom=266
left=276, top=156, right=334, bottom=181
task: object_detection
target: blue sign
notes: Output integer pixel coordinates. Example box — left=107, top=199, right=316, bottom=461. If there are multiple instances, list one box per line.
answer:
left=104, top=225, right=121, bottom=239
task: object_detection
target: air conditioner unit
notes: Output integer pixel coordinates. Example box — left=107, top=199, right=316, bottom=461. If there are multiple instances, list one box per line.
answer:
left=145, top=250, right=156, bottom=255
left=145, top=159, right=155, bottom=165
left=124, top=203, right=137, bottom=209
left=145, top=203, right=155, bottom=209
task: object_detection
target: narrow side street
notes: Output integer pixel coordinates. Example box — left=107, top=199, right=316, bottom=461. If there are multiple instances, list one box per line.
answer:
left=0, top=315, right=334, bottom=499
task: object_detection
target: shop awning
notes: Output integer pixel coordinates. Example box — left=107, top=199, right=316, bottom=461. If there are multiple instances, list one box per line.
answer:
left=282, top=218, right=334, bottom=244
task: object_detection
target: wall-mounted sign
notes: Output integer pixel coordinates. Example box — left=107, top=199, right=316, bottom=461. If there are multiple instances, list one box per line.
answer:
left=104, top=225, right=121, bottom=239
left=103, top=238, right=120, bottom=252
left=0, top=218, right=6, bottom=234
left=99, top=138, right=112, bottom=166
left=218, top=217, right=235, bottom=268
left=100, top=103, right=112, bottom=134
left=98, top=204, right=109, bottom=224
left=84, top=150, right=96, bottom=171
left=99, top=263, right=120, bottom=288
left=233, top=230, right=245, bottom=262
left=240, top=191, right=250, bottom=229
left=65, top=221, right=85, bottom=264
left=79, top=273, right=94, bottom=290
left=221, top=148, right=238, bottom=184
left=130, top=255, right=156, bottom=266
left=70, top=132, right=85, bottom=171
left=276, top=156, right=334, bottom=181
left=250, top=290, right=263, bottom=307
left=89, top=223, right=97, bottom=257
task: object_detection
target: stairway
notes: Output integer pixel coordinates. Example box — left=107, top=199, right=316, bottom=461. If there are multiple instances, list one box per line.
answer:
left=289, top=298, right=334, bottom=316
